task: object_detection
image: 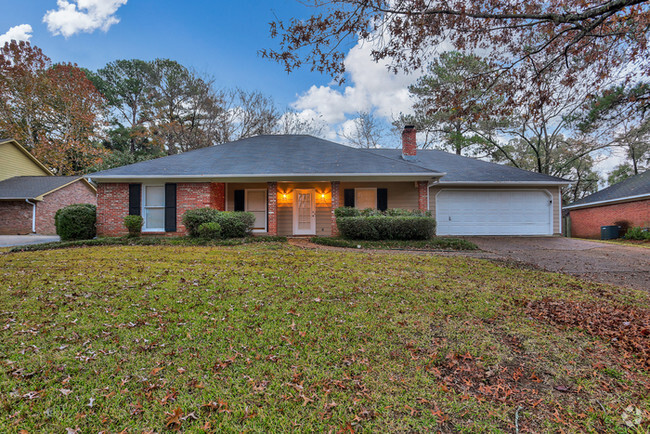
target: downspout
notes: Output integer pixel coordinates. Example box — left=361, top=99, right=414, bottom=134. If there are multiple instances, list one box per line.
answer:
left=25, top=199, right=36, bottom=233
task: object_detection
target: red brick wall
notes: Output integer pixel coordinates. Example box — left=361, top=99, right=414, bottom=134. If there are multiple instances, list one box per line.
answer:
left=176, top=183, right=214, bottom=235
left=0, top=201, right=33, bottom=234
left=330, top=181, right=340, bottom=236
left=97, top=182, right=219, bottom=236
left=97, top=183, right=130, bottom=236
left=569, top=199, right=650, bottom=238
left=267, top=181, right=278, bottom=236
left=35, top=181, right=97, bottom=234
left=211, top=182, right=226, bottom=211
left=417, top=181, right=428, bottom=212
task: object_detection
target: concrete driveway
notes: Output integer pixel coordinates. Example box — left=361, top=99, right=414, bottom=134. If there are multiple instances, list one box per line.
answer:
left=0, top=234, right=60, bottom=247
left=464, top=237, right=650, bottom=291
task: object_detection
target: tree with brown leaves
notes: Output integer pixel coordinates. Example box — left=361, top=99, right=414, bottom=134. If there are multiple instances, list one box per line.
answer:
left=262, top=0, right=649, bottom=98
left=0, top=41, right=106, bottom=175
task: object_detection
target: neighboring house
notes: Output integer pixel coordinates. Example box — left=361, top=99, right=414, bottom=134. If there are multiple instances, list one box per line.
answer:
left=564, top=170, right=649, bottom=238
left=89, top=127, right=569, bottom=237
left=0, top=139, right=97, bottom=235
left=0, top=138, right=53, bottom=180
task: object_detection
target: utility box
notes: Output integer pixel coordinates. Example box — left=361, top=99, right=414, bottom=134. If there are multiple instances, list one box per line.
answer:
left=601, top=225, right=620, bottom=240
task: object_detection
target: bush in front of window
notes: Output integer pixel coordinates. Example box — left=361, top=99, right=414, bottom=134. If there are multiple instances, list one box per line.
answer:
left=334, top=207, right=436, bottom=240
left=124, top=215, right=144, bottom=237
left=216, top=212, right=255, bottom=238
left=182, top=208, right=221, bottom=237
left=334, top=207, right=360, bottom=218
left=197, top=222, right=222, bottom=239
left=182, top=208, right=255, bottom=238
left=55, top=204, right=97, bottom=241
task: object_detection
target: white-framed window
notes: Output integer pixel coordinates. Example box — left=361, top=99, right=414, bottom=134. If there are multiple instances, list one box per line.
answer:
left=355, top=188, right=377, bottom=210
left=142, top=185, right=165, bottom=231
left=245, top=189, right=267, bottom=232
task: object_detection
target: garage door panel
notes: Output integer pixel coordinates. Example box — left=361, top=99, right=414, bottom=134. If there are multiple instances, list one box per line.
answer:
left=436, top=190, right=552, bottom=236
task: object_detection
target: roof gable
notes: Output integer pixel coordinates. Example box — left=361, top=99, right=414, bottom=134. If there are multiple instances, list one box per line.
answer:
left=566, top=170, right=650, bottom=209
left=0, top=139, right=53, bottom=180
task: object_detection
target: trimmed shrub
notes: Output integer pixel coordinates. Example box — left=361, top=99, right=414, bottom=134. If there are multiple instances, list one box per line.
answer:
left=182, top=208, right=221, bottom=237
left=182, top=208, right=255, bottom=238
left=214, top=211, right=255, bottom=238
left=337, top=215, right=436, bottom=240
left=56, top=204, right=97, bottom=241
left=334, top=207, right=360, bottom=218
left=124, top=215, right=144, bottom=237
left=360, top=208, right=383, bottom=217
left=198, top=222, right=222, bottom=239
left=623, top=226, right=650, bottom=241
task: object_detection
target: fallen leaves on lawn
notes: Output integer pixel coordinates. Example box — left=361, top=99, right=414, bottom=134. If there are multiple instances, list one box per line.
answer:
left=527, top=298, right=650, bottom=368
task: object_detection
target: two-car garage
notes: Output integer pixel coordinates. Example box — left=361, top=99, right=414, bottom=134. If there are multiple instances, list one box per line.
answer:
left=434, top=189, right=555, bottom=236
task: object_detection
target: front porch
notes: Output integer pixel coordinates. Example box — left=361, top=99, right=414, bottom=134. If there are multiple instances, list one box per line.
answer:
left=225, top=180, right=428, bottom=237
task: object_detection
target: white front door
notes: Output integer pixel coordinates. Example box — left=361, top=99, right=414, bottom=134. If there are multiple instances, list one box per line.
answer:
left=293, top=189, right=316, bottom=235
left=245, top=189, right=267, bottom=232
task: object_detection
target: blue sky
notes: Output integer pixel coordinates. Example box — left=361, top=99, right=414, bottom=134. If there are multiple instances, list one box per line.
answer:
left=0, top=0, right=420, bottom=145
left=0, top=0, right=335, bottom=108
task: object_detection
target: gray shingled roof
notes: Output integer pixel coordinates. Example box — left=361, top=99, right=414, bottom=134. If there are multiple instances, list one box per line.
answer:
left=566, top=170, right=650, bottom=209
left=369, top=148, right=569, bottom=183
left=0, top=176, right=83, bottom=199
left=90, top=135, right=440, bottom=179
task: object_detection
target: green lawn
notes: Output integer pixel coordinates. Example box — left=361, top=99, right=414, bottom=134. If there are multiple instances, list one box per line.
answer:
left=1, top=244, right=649, bottom=432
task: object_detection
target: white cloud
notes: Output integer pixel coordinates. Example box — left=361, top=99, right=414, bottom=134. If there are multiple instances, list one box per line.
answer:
left=0, top=24, right=33, bottom=45
left=43, top=0, right=127, bottom=38
left=292, top=41, right=421, bottom=130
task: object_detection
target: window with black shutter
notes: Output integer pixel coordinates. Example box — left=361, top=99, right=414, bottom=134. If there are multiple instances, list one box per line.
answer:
left=164, top=183, right=177, bottom=232
left=128, top=184, right=141, bottom=216
left=377, top=188, right=388, bottom=211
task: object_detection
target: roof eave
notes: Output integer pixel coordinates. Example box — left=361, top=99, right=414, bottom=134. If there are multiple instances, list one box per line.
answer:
left=435, top=180, right=571, bottom=186
left=88, top=173, right=445, bottom=183
left=564, top=193, right=650, bottom=210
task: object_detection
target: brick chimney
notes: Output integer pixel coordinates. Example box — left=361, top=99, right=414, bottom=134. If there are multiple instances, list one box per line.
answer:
left=401, top=125, right=417, bottom=160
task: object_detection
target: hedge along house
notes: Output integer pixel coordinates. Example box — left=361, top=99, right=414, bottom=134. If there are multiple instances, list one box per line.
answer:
left=0, top=139, right=97, bottom=235
left=564, top=170, right=649, bottom=238
left=89, top=127, right=570, bottom=237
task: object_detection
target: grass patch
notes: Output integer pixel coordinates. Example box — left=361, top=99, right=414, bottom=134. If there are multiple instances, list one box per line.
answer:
left=7, top=235, right=287, bottom=253
left=577, top=238, right=650, bottom=249
left=1, top=245, right=649, bottom=432
left=311, top=236, right=478, bottom=251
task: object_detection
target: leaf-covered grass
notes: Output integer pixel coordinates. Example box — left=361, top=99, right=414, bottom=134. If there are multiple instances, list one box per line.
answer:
left=576, top=238, right=650, bottom=249
left=1, top=245, right=649, bottom=432
left=8, top=235, right=287, bottom=253
left=310, top=236, right=478, bottom=251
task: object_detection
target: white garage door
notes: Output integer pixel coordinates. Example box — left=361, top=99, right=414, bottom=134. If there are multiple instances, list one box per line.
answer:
left=436, top=190, right=553, bottom=236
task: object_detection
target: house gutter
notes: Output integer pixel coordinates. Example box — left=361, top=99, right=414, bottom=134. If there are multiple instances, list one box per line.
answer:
left=25, top=199, right=36, bottom=233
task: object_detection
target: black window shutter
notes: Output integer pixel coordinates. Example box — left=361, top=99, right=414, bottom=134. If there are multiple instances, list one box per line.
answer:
left=164, top=183, right=177, bottom=232
left=128, top=184, right=141, bottom=216
left=377, top=188, right=388, bottom=211
left=344, top=189, right=355, bottom=207
left=234, top=190, right=245, bottom=211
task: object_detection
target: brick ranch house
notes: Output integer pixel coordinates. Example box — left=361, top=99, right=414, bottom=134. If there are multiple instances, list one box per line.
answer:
left=89, top=127, right=569, bottom=237
left=0, top=139, right=97, bottom=235
left=564, top=170, right=649, bottom=238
